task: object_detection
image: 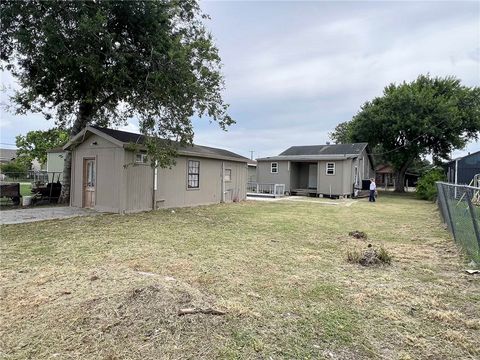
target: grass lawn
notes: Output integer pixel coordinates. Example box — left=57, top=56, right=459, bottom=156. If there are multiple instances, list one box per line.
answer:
left=19, top=182, right=32, bottom=197
left=1, top=194, right=478, bottom=359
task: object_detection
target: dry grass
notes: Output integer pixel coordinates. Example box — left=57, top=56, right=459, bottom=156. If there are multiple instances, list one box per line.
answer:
left=1, top=193, right=479, bottom=359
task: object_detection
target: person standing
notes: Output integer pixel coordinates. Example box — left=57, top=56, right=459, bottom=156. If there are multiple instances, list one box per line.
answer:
left=369, top=178, right=377, bottom=202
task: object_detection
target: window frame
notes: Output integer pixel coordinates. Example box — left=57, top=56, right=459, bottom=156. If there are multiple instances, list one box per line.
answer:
left=270, top=162, right=278, bottom=174
left=224, top=168, right=232, bottom=182
left=135, top=153, right=148, bottom=164
left=326, top=162, right=335, bottom=176
left=187, top=159, right=200, bottom=190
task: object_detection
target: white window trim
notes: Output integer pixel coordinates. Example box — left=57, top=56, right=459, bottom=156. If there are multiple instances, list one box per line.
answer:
left=186, top=159, right=200, bottom=190
left=135, top=153, right=148, bottom=164
left=271, top=162, right=278, bottom=174
left=326, top=162, right=335, bottom=175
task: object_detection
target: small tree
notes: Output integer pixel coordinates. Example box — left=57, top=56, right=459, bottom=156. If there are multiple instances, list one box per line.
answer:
left=15, top=128, right=69, bottom=166
left=1, top=0, right=233, bottom=203
left=331, top=75, right=480, bottom=192
left=416, top=168, right=446, bottom=201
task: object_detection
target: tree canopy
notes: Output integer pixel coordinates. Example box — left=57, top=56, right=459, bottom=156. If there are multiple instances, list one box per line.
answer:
left=1, top=0, right=233, bottom=201
left=330, top=75, right=480, bottom=191
left=15, top=128, right=69, bottom=166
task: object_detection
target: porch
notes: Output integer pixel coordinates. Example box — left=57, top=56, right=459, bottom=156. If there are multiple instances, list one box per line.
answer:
left=289, top=162, right=318, bottom=196
left=247, top=182, right=286, bottom=198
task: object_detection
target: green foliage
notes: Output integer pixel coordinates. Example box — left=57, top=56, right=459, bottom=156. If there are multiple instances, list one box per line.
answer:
left=416, top=168, right=446, bottom=201
left=15, top=128, right=68, bottom=165
left=0, top=0, right=233, bottom=168
left=0, top=159, right=28, bottom=174
left=334, top=74, right=480, bottom=185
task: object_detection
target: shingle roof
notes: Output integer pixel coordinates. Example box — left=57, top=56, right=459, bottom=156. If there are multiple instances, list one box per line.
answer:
left=91, top=126, right=249, bottom=162
left=279, top=143, right=368, bottom=156
left=0, top=148, right=17, bottom=162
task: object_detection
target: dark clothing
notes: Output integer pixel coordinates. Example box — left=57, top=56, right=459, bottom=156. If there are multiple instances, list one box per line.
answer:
left=369, top=190, right=376, bottom=202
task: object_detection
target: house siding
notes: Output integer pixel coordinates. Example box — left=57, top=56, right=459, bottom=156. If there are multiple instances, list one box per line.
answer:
left=124, top=150, right=154, bottom=213
left=70, top=133, right=125, bottom=213
left=46, top=151, right=65, bottom=182
left=256, top=160, right=291, bottom=189
left=155, top=157, right=247, bottom=208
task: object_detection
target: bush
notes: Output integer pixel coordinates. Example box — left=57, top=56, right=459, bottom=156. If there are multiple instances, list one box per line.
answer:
left=416, top=168, right=445, bottom=201
left=0, top=159, right=28, bottom=175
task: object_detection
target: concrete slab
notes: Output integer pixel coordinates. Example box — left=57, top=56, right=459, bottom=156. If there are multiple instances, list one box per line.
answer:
left=0, top=206, right=99, bottom=225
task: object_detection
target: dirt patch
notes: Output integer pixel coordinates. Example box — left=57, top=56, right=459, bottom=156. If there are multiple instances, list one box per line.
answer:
left=349, top=230, right=367, bottom=240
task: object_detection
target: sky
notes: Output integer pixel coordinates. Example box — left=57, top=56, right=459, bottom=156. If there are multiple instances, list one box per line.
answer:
left=0, top=0, right=479, bottom=160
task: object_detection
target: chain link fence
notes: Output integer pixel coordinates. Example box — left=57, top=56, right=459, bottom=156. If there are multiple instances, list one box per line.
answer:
left=436, top=182, right=480, bottom=263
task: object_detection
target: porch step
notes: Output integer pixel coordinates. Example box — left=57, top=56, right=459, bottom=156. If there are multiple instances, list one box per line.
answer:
left=291, top=188, right=317, bottom=197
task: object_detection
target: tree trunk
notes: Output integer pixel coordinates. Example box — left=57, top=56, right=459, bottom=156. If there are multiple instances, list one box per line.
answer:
left=58, top=103, right=93, bottom=204
left=394, top=161, right=411, bottom=193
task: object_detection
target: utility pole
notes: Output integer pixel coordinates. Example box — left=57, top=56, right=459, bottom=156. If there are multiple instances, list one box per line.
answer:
left=249, top=150, right=254, bottom=160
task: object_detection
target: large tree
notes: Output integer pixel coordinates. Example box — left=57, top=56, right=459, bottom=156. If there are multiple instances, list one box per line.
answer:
left=15, top=128, right=69, bottom=166
left=330, top=75, right=480, bottom=192
left=0, top=0, right=233, bottom=203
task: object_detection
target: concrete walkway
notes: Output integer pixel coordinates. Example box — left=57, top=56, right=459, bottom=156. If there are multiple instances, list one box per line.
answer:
left=0, top=206, right=99, bottom=225
left=246, top=195, right=358, bottom=207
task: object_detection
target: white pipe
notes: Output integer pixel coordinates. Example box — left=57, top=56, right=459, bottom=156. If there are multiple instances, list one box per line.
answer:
left=221, top=161, right=225, bottom=203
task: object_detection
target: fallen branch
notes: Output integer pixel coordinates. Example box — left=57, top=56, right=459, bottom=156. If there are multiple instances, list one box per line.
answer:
left=178, top=307, right=226, bottom=316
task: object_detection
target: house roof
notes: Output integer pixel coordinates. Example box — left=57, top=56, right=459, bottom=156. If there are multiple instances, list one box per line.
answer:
left=64, top=126, right=250, bottom=163
left=375, top=164, right=394, bottom=174
left=257, top=143, right=370, bottom=162
left=0, top=148, right=17, bottom=162
left=279, top=143, right=368, bottom=156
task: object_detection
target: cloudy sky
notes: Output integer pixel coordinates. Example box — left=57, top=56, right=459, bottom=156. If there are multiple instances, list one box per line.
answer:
left=1, top=0, right=479, bottom=160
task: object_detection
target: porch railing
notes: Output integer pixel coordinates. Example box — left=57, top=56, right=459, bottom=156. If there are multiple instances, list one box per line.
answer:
left=247, top=182, right=286, bottom=197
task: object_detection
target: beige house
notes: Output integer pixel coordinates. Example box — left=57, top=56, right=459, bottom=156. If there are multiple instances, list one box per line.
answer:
left=64, top=126, right=249, bottom=213
left=256, top=143, right=374, bottom=198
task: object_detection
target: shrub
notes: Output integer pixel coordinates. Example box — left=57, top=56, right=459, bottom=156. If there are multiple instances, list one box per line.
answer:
left=0, top=159, right=28, bottom=175
left=347, top=245, right=392, bottom=266
left=416, top=168, right=446, bottom=201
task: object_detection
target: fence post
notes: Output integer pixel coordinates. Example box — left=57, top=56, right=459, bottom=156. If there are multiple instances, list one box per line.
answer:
left=440, top=182, right=457, bottom=241
left=465, top=189, right=480, bottom=249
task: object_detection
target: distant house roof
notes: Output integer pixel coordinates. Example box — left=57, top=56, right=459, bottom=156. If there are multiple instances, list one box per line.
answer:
left=247, top=159, right=257, bottom=167
left=0, top=148, right=17, bottom=163
left=64, top=126, right=250, bottom=163
left=376, top=164, right=394, bottom=174
left=257, top=143, right=370, bottom=161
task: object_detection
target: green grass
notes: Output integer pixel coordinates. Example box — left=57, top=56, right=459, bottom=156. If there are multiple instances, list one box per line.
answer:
left=1, top=194, right=479, bottom=359
left=19, top=182, right=32, bottom=197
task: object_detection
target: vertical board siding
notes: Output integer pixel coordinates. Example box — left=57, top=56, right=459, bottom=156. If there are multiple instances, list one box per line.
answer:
left=71, top=134, right=125, bottom=212
left=156, top=157, right=247, bottom=209
left=125, top=150, right=154, bottom=213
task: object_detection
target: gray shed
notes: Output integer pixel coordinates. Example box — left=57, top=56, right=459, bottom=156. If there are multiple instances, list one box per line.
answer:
left=256, top=143, right=375, bottom=198
left=64, top=126, right=249, bottom=213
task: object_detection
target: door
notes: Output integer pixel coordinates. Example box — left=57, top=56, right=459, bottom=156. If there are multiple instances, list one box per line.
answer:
left=308, top=164, right=317, bottom=189
left=83, top=158, right=96, bottom=208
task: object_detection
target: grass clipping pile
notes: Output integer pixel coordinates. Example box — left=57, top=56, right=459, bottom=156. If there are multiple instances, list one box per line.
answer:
left=347, top=231, right=392, bottom=266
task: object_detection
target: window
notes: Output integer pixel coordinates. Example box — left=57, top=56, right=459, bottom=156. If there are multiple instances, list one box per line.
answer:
left=326, top=162, right=335, bottom=175
left=271, top=162, right=278, bottom=173
left=187, top=160, right=200, bottom=189
left=135, top=153, right=148, bottom=164
left=224, top=168, right=232, bottom=182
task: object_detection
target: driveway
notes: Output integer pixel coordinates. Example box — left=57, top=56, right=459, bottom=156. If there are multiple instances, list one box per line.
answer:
left=0, top=206, right=99, bottom=225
